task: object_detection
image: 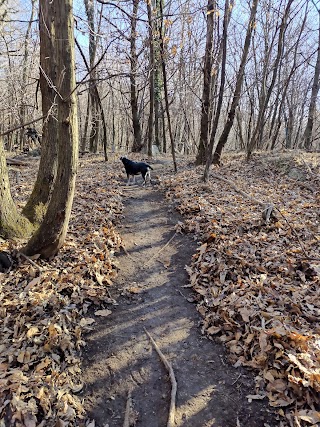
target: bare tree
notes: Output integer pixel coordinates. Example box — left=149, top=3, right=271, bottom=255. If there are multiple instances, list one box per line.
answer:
left=24, top=0, right=79, bottom=257
left=195, top=0, right=216, bottom=166
left=212, top=0, right=259, bottom=165
left=147, top=0, right=155, bottom=157
left=204, top=0, right=233, bottom=181
left=159, top=0, right=177, bottom=171
left=22, top=0, right=58, bottom=222
left=130, top=0, right=143, bottom=152
left=303, top=0, right=320, bottom=150
left=246, top=0, right=294, bottom=159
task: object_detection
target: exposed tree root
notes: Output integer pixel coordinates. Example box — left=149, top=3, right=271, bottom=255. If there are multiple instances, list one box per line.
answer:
left=144, top=328, right=177, bottom=427
left=123, top=389, right=132, bottom=427
left=144, top=232, right=177, bottom=267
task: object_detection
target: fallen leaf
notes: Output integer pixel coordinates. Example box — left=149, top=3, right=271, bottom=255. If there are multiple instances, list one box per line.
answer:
left=94, top=309, right=112, bottom=317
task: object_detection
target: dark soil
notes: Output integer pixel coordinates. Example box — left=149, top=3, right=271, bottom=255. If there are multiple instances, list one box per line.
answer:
left=81, top=175, right=278, bottom=427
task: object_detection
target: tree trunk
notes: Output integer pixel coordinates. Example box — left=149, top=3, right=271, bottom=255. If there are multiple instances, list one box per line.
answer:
left=19, top=0, right=37, bottom=148
left=203, top=0, right=231, bottom=181
left=23, top=0, right=78, bottom=258
left=75, top=39, right=108, bottom=161
left=0, top=137, right=33, bottom=238
left=247, top=0, right=294, bottom=159
left=303, top=4, right=320, bottom=150
left=213, top=0, right=259, bottom=165
left=130, top=0, right=143, bottom=152
left=159, top=0, right=177, bottom=171
left=147, top=0, right=154, bottom=157
left=195, top=0, right=215, bottom=166
left=161, top=99, right=167, bottom=153
left=22, top=0, right=58, bottom=223
left=81, top=92, right=90, bottom=152
left=85, top=0, right=101, bottom=154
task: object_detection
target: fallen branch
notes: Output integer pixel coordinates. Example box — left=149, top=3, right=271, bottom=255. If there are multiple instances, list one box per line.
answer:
left=18, top=252, right=42, bottom=273
left=210, top=173, right=266, bottom=207
left=210, top=173, right=313, bottom=258
left=144, top=232, right=177, bottom=267
left=0, top=115, right=46, bottom=137
left=210, top=172, right=276, bottom=222
left=144, top=328, right=177, bottom=427
left=123, top=389, right=132, bottom=427
left=6, top=158, right=29, bottom=167
left=273, top=207, right=309, bottom=259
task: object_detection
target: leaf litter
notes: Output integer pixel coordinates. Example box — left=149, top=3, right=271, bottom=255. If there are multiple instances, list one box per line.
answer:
left=1, top=152, right=319, bottom=427
left=162, top=152, right=320, bottom=427
left=0, top=157, right=123, bottom=426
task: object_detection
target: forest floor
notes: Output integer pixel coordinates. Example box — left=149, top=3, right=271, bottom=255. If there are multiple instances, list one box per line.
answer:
left=81, top=177, right=277, bottom=427
left=0, top=151, right=319, bottom=427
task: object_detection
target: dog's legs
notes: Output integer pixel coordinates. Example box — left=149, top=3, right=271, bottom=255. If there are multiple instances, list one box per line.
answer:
left=142, top=170, right=151, bottom=186
left=141, top=172, right=147, bottom=186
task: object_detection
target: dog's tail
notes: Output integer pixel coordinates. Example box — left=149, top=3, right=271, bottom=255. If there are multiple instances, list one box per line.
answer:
left=147, top=164, right=153, bottom=170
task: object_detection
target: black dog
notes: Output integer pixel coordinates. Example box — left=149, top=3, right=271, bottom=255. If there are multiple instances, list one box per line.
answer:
left=120, top=157, right=153, bottom=185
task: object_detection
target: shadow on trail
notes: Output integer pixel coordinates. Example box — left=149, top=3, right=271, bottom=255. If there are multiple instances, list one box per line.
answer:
left=81, top=186, right=277, bottom=427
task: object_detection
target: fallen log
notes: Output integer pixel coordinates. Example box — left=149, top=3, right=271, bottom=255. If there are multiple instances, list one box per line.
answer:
left=6, top=158, right=29, bottom=167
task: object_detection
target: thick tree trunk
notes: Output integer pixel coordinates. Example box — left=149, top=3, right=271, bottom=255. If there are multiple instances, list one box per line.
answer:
left=0, top=137, right=32, bottom=238
left=213, top=0, right=259, bottom=165
left=22, top=0, right=58, bottom=223
left=23, top=0, right=78, bottom=258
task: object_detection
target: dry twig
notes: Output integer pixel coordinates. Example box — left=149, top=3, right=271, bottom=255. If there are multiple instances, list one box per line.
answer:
left=144, top=232, right=177, bottom=267
left=123, top=389, right=132, bottom=427
left=18, top=252, right=42, bottom=273
left=144, top=328, right=177, bottom=427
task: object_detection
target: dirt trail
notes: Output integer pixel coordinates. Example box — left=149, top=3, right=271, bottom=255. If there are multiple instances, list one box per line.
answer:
left=82, top=177, right=277, bottom=427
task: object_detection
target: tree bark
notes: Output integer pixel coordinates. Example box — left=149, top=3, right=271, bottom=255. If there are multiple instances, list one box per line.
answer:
left=195, top=0, right=215, bottom=166
left=85, top=0, right=101, bottom=153
left=19, top=0, right=37, bottom=148
left=212, top=0, right=259, bottom=165
left=203, top=0, right=231, bottom=181
left=0, top=137, right=33, bottom=238
left=247, top=0, right=294, bottom=159
left=130, top=0, right=143, bottom=152
left=23, top=0, right=78, bottom=258
left=147, top=0, right=155, bottom=157
left=159, top=0, right=177, bottom=171
left=22, top=0, right=58, bottom=223
left=303, top=2, right=320, bottom=150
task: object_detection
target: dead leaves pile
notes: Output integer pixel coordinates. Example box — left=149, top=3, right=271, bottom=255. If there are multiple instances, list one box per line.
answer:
left=0, top=157, right=123, bottom=426
left=163, top=152, right=320, bottom=427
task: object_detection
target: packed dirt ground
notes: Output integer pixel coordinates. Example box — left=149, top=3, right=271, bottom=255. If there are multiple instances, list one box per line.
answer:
left=0, top=151, right=319, bottom=427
